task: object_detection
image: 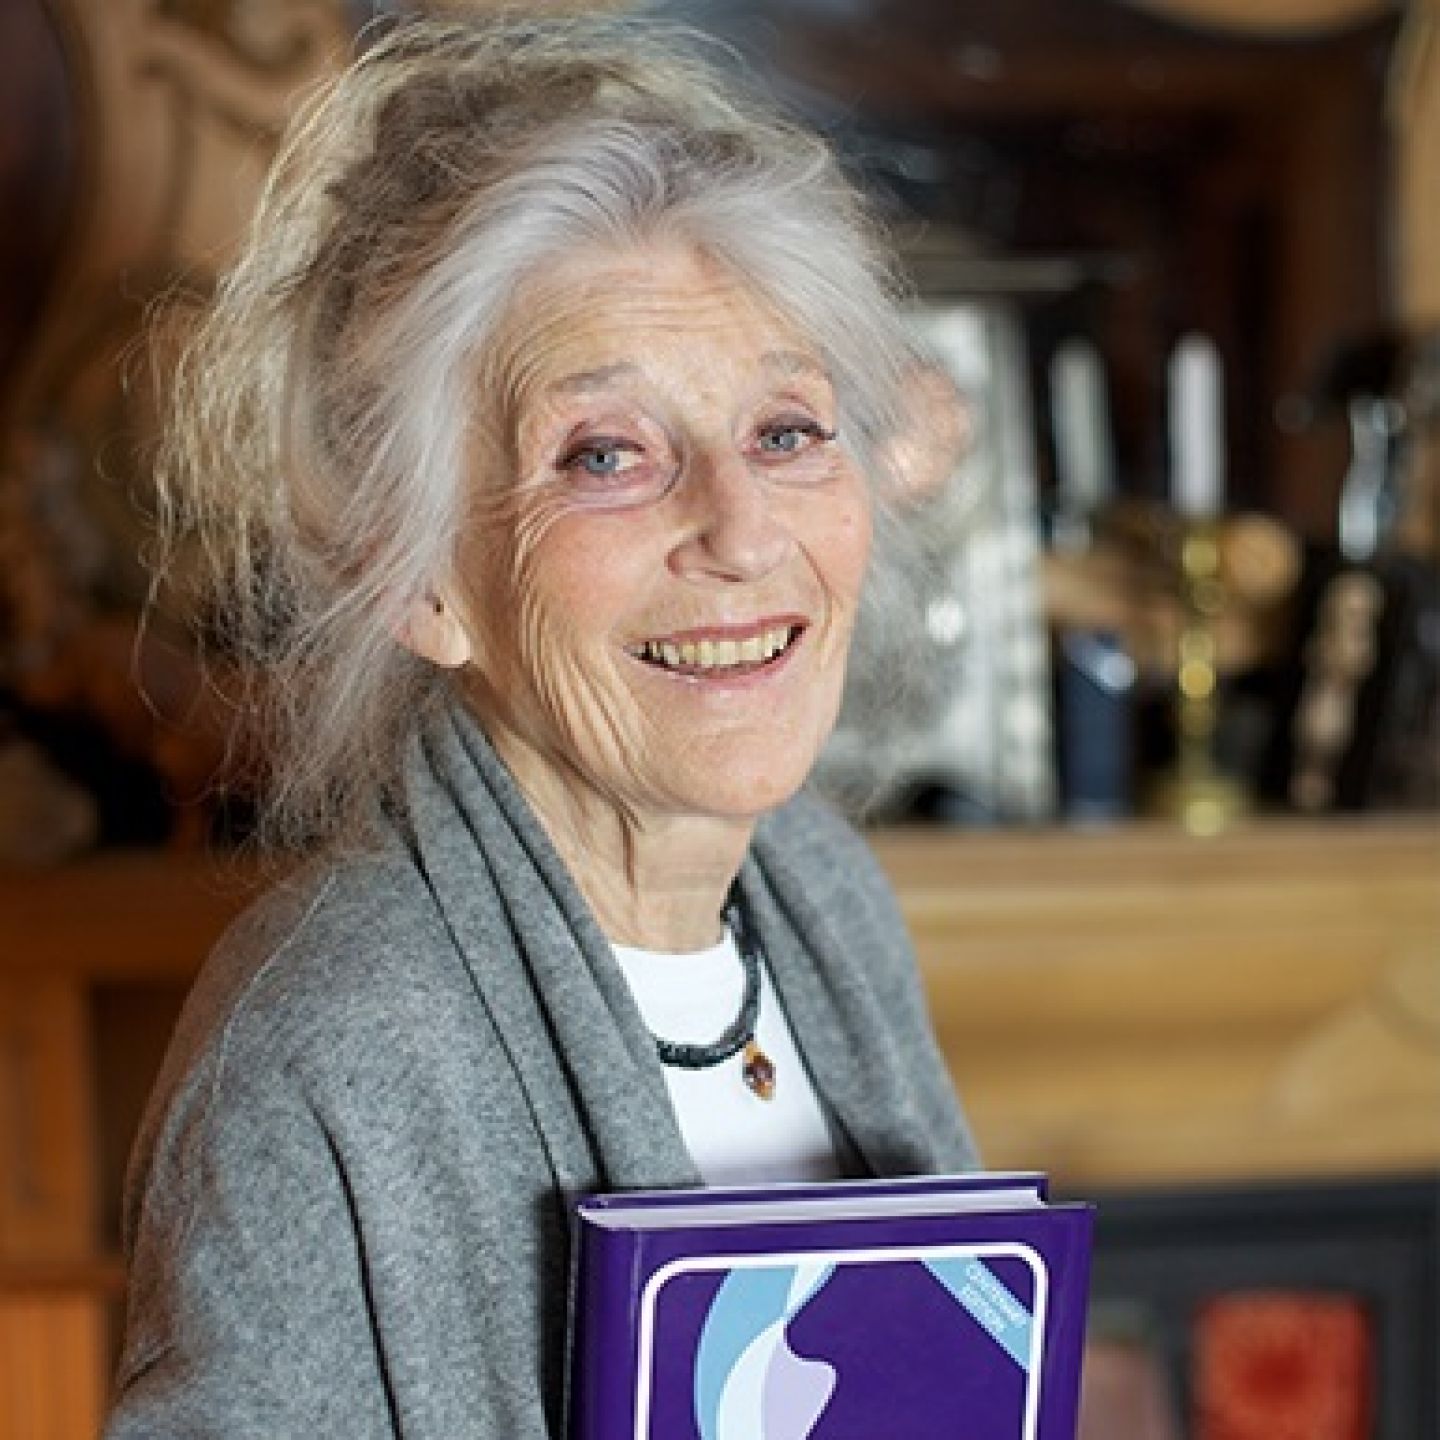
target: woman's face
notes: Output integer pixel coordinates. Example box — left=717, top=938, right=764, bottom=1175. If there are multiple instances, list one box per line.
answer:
left=454, top=241, right=872, bottom=829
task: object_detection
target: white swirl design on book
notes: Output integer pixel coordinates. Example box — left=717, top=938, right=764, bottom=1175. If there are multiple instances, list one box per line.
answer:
left=694, top=1262, right=837, bottom=1440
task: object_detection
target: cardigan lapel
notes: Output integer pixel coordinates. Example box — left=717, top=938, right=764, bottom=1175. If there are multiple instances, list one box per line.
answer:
left=402, top=698, right=951, bottom=1194
left=742, top=817, right=950, bottom=1179
left=402, top=700, right=700, bottom=1194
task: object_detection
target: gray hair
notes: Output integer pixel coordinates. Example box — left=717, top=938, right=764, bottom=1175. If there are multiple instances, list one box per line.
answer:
left=158, top=13, right=924, bottom=851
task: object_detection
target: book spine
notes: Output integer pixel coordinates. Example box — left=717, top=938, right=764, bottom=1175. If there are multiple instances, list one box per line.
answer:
left=570, top=1224, right=644, bottom=1440
left=1037, top=1207, right=1095, bottom=1440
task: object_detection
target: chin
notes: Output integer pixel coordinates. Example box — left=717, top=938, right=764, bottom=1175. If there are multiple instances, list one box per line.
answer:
left=671, top=756, right=817, bottom=823
left=639, top=703, right=841, bottom=823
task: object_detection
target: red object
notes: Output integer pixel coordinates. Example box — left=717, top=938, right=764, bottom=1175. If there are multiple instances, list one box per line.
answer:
left=1193, top=1291, right=1373, bottom=1440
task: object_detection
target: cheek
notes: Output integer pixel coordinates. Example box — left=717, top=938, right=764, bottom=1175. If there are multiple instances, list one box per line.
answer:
left=461, top=490, right=596, bottom=665
left=504, top=512, right=648, bottom=694
left=509, top=547, right=596, bottom=695
left=816, top=488, right=874, bottom=608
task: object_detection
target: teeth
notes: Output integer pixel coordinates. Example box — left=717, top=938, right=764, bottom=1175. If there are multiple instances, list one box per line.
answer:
left=638, top=625, right=796, bottom=672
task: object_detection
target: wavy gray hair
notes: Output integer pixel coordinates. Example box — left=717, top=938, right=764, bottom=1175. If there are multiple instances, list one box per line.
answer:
left=158, top=14, right=924, bottom=850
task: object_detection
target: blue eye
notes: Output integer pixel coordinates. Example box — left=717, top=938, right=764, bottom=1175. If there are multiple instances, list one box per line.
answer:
left=760, top=428, right=803, bottom=454
left=578, top=446, right=621, bottom=475
left=756, top=420, right=835, bottom=457
left=559, top=439, right=641, bottom=480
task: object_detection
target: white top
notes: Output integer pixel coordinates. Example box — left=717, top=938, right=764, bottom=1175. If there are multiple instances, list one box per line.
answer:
left=611, top=927, right=840, bottom=1187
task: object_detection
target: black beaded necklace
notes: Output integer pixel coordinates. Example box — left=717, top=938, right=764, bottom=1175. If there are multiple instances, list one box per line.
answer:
left=649, top=894, right=776, bottom=1101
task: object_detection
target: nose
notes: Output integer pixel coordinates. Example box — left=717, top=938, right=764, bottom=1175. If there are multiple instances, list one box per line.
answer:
left=669, top=446, right=794, bottom=583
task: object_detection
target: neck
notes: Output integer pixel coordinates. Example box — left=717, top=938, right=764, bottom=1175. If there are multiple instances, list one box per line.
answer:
left=488, top=730, right=753, bottom=953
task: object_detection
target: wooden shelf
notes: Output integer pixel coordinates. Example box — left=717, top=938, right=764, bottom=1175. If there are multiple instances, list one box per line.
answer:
left=1, top=817, right=1433, bottom=1200
left=0, top=1258, right=125, bottom=1296
left=0, top=849, right=262, bottom=980
left=873, top=816, right=1440, bottom=1189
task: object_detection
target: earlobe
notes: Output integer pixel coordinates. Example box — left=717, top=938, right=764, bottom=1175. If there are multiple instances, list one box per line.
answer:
left=396, top=593, right=473, bottom=669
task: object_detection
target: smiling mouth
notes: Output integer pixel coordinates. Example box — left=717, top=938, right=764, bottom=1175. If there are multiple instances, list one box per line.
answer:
left=629, top=623, right=802, bottom=676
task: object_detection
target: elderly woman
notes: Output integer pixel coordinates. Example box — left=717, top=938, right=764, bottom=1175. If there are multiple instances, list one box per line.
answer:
left=106, top=16, right=975, bottom=1439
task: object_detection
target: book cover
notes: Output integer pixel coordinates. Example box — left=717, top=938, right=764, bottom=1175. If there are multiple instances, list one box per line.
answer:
left=570, top=1172, right=1093, bottom=1440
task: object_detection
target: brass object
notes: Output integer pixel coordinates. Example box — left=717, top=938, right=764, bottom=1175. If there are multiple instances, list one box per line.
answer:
left=1149, top=521, right=1251, bottom=835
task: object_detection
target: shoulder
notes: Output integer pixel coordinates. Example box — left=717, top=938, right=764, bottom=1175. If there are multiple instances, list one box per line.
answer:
left=178, top=849, right=464, bottom=1079
left=136, top=842, right=507, bottom=1185
left=124, top=843, right=516, bottom=1244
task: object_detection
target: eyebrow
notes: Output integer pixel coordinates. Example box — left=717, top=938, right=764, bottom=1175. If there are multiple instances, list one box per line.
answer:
left=543, top=349, right=831, bottom=398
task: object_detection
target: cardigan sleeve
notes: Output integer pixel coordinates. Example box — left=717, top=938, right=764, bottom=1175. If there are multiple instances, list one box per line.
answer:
left=103, top=869, right=567, bottom=1440
left=105, top=1047, right=400, bottom=1439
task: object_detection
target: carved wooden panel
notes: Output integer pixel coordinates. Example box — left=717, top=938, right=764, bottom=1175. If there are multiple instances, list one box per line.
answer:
left=0, top=0, right=77, bottom=421
left=4, top=0, right=350, bottom=607
left=0, top=1, right=352, bottom=854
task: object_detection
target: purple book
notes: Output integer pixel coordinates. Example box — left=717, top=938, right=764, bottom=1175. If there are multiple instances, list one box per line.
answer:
left=570, top=1171, right=1093, bottom=1440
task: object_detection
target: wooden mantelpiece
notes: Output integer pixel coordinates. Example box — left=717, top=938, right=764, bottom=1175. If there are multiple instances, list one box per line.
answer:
left=0, top=818, right=1433, bottom=1206
left=0, top=819, right=1435, bottom=1434
left=0, top=849, right=260, bottom=981
left=874, top=819, right=1440, bottom=1189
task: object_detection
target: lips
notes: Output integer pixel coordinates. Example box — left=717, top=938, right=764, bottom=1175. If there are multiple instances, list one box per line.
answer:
left=627, top=621, right=803, bottom=675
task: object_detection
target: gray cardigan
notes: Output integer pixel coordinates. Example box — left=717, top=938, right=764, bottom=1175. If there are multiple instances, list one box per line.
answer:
left=105, top=702, right=976, bottom=1438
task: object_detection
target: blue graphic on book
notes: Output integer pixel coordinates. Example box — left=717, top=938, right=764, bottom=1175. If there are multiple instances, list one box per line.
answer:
left=692, top=1256, right=1035, bottom=1440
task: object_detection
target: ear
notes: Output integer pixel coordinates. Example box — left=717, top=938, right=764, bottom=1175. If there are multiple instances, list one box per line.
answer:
left=882, top=360, right=974, bottom=505
left=395, top=592, right=472, bottom=669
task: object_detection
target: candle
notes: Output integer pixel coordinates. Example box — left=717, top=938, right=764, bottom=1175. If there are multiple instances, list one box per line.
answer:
left=1050, top=338, right=1113, bottom=517
left=1169, top=333, right=1225, bottom=521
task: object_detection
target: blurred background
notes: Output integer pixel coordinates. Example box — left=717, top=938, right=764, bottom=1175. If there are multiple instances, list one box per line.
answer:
left=0, top=1, right=1436, bottom=1436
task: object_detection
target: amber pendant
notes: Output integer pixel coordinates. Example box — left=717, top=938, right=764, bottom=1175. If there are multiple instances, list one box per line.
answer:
left=742, top=1040, right=776, bottom=1101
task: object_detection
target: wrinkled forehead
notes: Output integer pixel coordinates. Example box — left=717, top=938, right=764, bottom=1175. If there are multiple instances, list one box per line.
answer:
left=478, top=240, right=834, bottom=432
